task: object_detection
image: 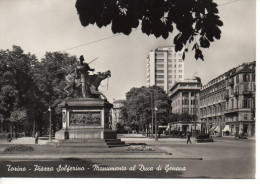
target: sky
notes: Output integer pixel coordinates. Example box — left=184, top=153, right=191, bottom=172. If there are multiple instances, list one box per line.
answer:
left=0, top=0, right=257, bottom=102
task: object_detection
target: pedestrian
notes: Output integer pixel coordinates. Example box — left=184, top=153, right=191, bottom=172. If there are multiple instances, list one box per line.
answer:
left=187, top=133, right=192, bottom=144
left=35, top=132, right=39, bottom=145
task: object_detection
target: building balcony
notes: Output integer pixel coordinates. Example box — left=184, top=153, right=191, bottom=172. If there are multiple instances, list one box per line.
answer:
left=234, top=91, right=239, bottom=97
left=242, top=91, right=253, bottom=96
left=226, top=119, right=238, bottom=123
left=224, top=108, right=239, bottom=115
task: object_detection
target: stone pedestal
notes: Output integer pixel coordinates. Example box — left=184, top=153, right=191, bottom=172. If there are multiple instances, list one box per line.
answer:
left=55, top=98, right=116, bottom=140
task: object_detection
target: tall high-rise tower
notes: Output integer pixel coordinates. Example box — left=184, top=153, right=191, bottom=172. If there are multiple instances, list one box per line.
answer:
left=146, top=46, right=184, bottom=91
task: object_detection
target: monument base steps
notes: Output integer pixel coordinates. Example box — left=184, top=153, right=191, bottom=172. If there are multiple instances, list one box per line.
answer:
left=47, top=139, right=126, bottom=148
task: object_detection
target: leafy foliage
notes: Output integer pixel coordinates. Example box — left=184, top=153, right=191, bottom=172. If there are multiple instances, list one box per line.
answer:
left=34, top=52, right=77, bottom=112
left=32, top=52, right=78, bottom=133
left=0, top=46, right=78, bottom=136
left=121, top=86, right=171, bottom=127
left=4, top=145, right=34, bottom=152
left=0, top=46, right=39, bottom=135
left=0, top=46, right=37, bottom=122
left=75, top=0, right=223, bottom=60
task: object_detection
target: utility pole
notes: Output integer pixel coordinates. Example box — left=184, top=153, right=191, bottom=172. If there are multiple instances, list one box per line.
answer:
left=150, top=92, right=154, bottom=138
left=48, top=106, right=52, bottom=141
left=154, top=107, right=158, bottom=141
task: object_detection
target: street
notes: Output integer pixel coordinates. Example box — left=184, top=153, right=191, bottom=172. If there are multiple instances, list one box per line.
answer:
left=0, top=136, right=256, bottom=179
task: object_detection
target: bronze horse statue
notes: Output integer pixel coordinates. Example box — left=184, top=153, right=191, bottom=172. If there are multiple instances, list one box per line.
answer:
left=64, top=70, right=111, bottom=99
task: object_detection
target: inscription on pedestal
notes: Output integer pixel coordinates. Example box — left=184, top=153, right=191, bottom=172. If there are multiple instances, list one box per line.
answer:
left=69, top=112, right=101, bottom=127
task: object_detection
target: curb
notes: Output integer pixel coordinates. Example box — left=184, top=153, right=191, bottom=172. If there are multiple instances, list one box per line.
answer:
left=0, top=154, right=203, bottom=160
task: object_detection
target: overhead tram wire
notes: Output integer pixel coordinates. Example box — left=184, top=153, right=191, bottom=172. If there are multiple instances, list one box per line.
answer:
left=218, top=0, right=244, bottom=6
left=61, top=0, right=244, bottom=52
left=62, top=28, right=141, bottom=52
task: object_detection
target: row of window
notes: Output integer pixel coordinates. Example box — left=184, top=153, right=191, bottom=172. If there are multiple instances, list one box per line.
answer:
left=200, top=104, right=226, bottom=117
left=182, top=108, right=198, bottom=115
left=227, top=98, right=254, bottom=109
left=227, top=84, right=256, bottom=95
left=155, top=69, right=183, bottom=74
left=202, top=117, right=225, bottom=123
left=182, top=99, right=198, bottom=105
left=155, top=57, right=183, bottom=63
left=179, top=84, right=200, bottom=88
left=201, top=74, right=255, bottom=96
left=201, top=84, right=255, bottom=106
left=200, top=92, right=225, bottom=106
left=172, top=98, right=198, bottom=108
left=156, top=74, right=184, bottom=79
left=201, top=97, right=254, bottom=117
left=181, top=92, right=197, bottom=98
left=236, top=74, right=255, bottom=83
left=201, top=81, right=226, bottom=97
left=155, top=64, right=183, bottom=70
left=225, top=113, right=252, bottom=121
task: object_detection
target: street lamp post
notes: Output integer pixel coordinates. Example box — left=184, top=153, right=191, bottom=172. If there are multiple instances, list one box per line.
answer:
left=48, top=106, right=52, bottom=141
left=154, top=107, right=158, bottom=141
left=150, top=92, right=154, bottom=138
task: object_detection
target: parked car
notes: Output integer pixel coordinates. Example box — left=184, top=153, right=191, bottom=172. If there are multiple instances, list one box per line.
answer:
left=234, top=133, right=248, bottom=139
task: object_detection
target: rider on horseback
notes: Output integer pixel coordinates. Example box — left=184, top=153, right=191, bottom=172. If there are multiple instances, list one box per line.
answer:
left=75, top=55, right=95, bottom=98
left=64, top=55, right=110, bottom=99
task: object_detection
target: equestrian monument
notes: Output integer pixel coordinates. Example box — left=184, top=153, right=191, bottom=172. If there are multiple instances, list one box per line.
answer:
left=55, top=55, right=116, bottom=140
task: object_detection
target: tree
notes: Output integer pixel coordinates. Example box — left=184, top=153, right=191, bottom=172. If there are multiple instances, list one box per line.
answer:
left=122, top=86, right=171, bottom=132
left=33, top=52, right=77, bottom=134
left=168, top=113, right=180, bottom=123
left=75, top=0, right=223, bottom=61
left=0, top=46, right=38, bottom=136
left=179, top=111, right=193, bottom=122
left=0, top=47, right=79, bottom=137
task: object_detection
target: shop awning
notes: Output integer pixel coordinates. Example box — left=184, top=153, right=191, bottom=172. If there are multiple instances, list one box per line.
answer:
left=214, top=126, right=220, bottom=133
left=171, top=124, right=178, bottom=131
left=166, top=124, right=177, bottom=131
left=222, top=125, right=230, bottom=132
left=210, top=126, right=217, bottom=132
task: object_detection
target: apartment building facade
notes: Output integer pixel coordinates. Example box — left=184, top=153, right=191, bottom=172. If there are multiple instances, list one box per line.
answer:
left=200, top=61, right=256, bottom=136
left=147, top=46, right=184, bottom=92
left=200, top=74, right=227, bottom=134
left=224, top=62, right=256, bottom=136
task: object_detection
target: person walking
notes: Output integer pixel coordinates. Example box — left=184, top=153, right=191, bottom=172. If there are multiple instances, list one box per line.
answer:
left=35, top=132, right=39, bottom=145
left=187, top=133, right=192, bottom=144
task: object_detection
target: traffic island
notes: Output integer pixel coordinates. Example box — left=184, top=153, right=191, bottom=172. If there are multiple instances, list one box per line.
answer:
left=196, top=138, right=213, bottom=143
left=195, top=134, right=213, bottom=143
left=0, top=143, right=171, bottom=158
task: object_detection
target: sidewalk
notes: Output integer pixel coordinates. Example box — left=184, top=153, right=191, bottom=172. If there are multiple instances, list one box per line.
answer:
left=118, top=134, right=197, bottom=144
left=0, top=137, right=49, bottom=145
